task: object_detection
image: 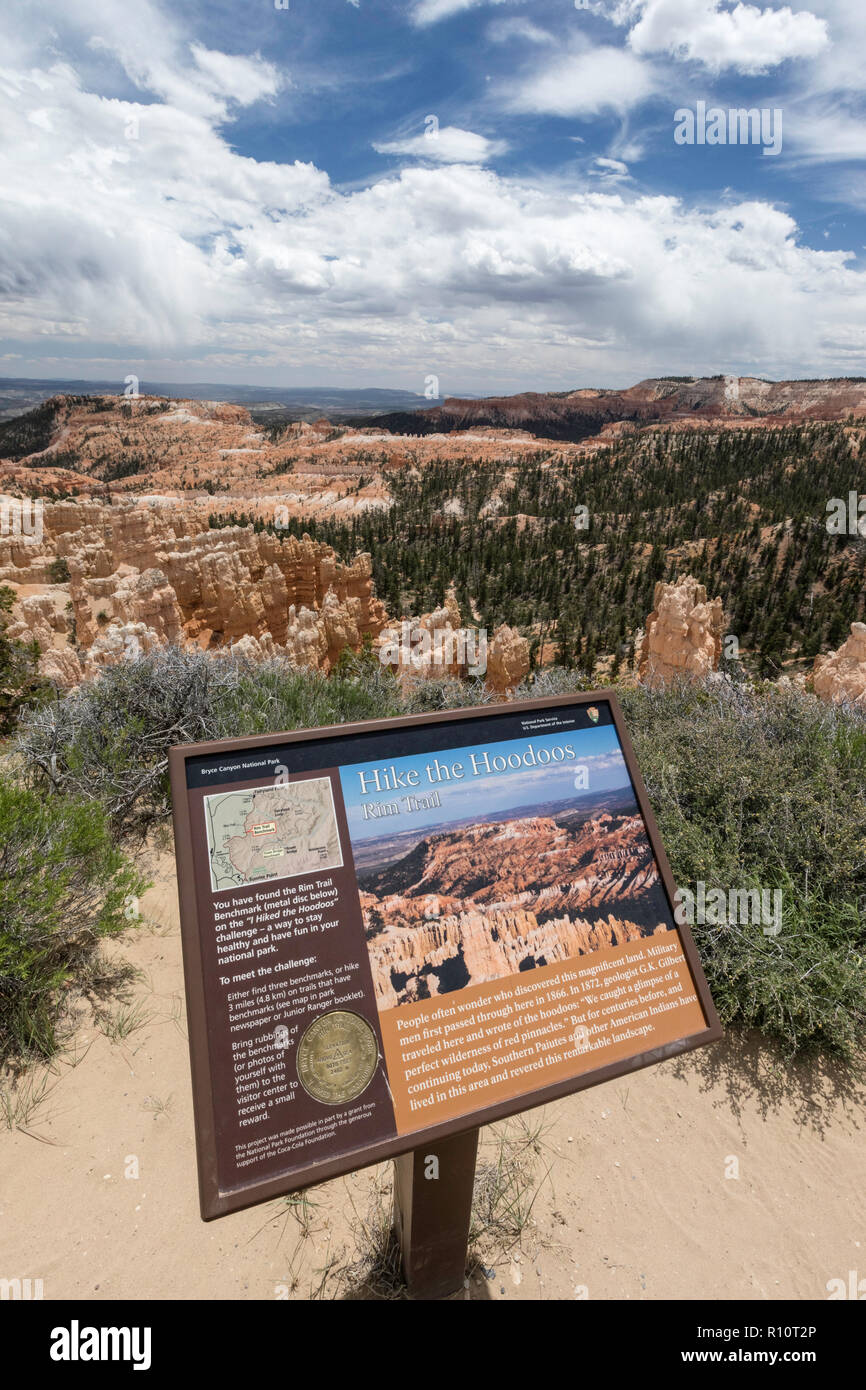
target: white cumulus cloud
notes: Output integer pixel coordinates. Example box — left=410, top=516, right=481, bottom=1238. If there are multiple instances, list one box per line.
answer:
left=0, top=0, right=864, bottom=390
left=625, top=0, right=830, bottom=74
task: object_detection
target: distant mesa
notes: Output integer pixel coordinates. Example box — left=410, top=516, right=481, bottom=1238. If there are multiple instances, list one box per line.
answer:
left=364, top=375, right=866, bottom=443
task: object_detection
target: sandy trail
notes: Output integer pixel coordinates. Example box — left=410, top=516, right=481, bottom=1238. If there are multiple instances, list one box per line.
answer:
left=1, top=849, right=863, bottom=1302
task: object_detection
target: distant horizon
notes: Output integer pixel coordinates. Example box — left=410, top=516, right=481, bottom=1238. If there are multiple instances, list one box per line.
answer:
left=351, top=782, right=638, bottom=866
left=3, top=370, right=866, bottom=402
left=0, top=375, right=431, bottom=397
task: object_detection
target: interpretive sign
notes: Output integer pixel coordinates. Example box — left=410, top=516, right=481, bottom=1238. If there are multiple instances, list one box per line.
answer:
left=170, top=692, right=722, bottom=1219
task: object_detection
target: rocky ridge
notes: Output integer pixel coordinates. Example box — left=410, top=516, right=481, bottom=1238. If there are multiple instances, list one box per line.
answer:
left=367, top=375, right=866, bottom=442
left=812, top=622, right=866, bottom=705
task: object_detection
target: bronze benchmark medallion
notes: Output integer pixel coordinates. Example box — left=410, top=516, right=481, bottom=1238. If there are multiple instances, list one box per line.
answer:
left=296, top=1010, right=379, bottom=1105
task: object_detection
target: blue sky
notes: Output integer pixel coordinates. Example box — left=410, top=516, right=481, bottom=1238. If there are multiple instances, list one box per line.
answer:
left=2, top=0, right=865, bottom=391
left=339, top=724, right=630, bottom=842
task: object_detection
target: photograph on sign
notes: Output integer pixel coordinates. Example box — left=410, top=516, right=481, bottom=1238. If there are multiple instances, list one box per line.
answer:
left=170, top=694, right=721, bottom=1218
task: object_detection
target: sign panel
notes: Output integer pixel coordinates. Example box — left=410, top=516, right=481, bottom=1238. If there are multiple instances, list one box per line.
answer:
left=169, top=692, right=722, bottom=1219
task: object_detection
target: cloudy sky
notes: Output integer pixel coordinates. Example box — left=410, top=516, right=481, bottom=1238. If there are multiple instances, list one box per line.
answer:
left=2, top=0, right=865, bottom=392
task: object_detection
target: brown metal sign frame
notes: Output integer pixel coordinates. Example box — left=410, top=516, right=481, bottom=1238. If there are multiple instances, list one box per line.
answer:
left=169, top=690, right=723, bottom=1220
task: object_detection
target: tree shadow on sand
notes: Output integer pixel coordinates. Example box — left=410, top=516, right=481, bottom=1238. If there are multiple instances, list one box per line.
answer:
left=669, top=1029, right=865, bottom=1138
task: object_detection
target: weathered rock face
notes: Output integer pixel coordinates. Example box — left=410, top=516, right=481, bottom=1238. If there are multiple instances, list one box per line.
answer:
left=638, top=575, right=726, bottom=687
left=376, top=589, right=477, bottom=683
left=83, top=620, right=165, bottom=678
left=367, top=907, right=662, bottom=1010
left=2, top=497, right=387, bottom=685
left=486, top=624, right=531, bottom=693
left=812, top=623, right=866, bottom=705
left=375, top=587, right=530, bottom=693
left=3, top=495, right=527, bottom=692
left=5, top=589, right=81, bottom=686
left=360, top=812, right=668, bottom=1008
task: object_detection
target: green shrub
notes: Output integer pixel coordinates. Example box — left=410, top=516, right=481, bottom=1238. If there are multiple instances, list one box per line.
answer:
left=618, top=679, right=866, bottom=1059
left=17, top=646, right=408, bottom=840
left=0, top=585, right=50, bottom=735
left=0, top=782, right=148, bottom=1063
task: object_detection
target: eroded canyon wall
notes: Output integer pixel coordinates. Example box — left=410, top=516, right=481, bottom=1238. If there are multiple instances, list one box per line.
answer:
left=2, top=498, right=386, bottom=684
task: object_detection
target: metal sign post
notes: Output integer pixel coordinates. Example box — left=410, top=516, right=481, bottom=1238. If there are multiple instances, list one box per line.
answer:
left=394, top=1128, right=480, bottom=1300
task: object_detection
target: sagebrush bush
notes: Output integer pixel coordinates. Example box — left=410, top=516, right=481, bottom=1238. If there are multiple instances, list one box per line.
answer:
left=0, top=782, right=148, bottom=1062
left=16, top=646, right=409, bottom=840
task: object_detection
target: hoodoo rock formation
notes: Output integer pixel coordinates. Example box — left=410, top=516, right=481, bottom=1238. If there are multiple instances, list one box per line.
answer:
left=1, top=495, right=528, bottom=690
left=368, top=908, right=664, bottom=1010
left=360, top=812, right=668, bottom=1008
left=486, top=624, right=532, bottom=693
left=812, top=623, right=866, bottom=706
left=375, top=588, right=466, bottom=683
left=2, top=497, right=387, bottom=686
left=638, top=575, right=726, bottom=688
left=375, top=588, right=530, bottom=694
left=5, top=590, right=81, bottom=687
left=0, top=396, right=552, bottom=690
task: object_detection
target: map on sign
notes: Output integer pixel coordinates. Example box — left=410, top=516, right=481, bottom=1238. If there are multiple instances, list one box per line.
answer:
left=204, top=778, right=343, bottom=893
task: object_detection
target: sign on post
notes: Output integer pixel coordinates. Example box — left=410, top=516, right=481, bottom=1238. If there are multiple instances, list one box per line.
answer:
left=169, top=692, right=721, bottom=1221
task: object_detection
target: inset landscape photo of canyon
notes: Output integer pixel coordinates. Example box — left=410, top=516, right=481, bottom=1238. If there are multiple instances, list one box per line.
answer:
left=341, top=726, right=673, bottom=1009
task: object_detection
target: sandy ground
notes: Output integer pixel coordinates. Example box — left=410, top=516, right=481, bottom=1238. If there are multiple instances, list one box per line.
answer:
left=1, top=847, right=864, bottom=1302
